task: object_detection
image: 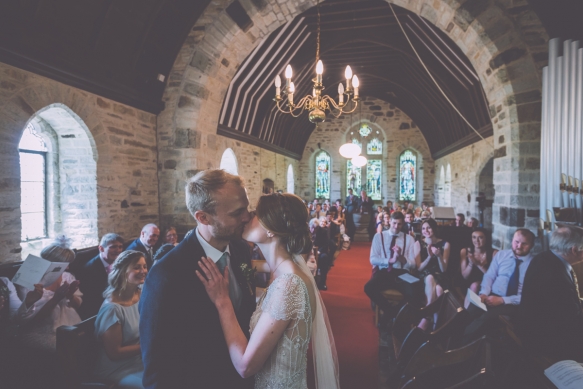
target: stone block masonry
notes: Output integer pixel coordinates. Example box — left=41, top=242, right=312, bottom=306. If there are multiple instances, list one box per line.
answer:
left=0, top=62, right=158, bottom=263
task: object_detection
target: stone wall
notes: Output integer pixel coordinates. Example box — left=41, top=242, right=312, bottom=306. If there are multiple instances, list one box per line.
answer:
left=298, top=97, right=434, bottom=205
left=434, top=137, right=495, bottom=228
left=0, top=62, right=158, bottom=263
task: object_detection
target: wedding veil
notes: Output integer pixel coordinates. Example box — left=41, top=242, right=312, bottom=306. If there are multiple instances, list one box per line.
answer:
left=293, top=254, right=340, bottom=389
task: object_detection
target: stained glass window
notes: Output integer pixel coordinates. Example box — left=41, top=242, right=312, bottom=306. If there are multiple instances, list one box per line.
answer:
left=366, top=160, right=382, bottom=200
left=351, top=138, right=361, bottom=150
left=399, top=150, right=416, bottom=201
left=315, top=151, right=331, bottom=199
left=346, top=160, right=362, bottom=196
left=359, top=124, right=371, bottom=137
left=367, top=138, right=382, bottom=155
left=19, top=123, right=47, bottom=241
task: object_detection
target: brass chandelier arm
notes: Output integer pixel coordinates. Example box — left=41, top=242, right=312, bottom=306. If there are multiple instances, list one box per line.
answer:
left=323, top=95, right=359, bottom=116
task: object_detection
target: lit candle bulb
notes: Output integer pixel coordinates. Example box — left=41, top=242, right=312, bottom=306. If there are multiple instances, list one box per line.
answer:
left=274, top=75, right=281, bottom=98
left=285, top=64, right=293, bottom=91
left=289, top=82, right=295, bottom=105
left=316, top=60, right=323, bottom=84
left=338, top=83, right=344, bottom=104
left=345, top=65, right=352, bottom=90
left=352, top=75, right=359, bottom=98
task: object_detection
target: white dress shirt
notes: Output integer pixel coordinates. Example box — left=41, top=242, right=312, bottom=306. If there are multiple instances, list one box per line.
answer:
left=195, top=228, right=242, bottom=312
left=479, top=249, right=533, bottom=305
left=370, top=230, right=416, bottom=271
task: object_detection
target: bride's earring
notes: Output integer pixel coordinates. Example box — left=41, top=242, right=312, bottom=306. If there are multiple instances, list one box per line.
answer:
left=266, top=231, right=274, bottom=238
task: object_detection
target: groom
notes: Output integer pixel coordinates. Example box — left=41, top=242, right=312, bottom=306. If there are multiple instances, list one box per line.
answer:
left=140, top=169, right=256, bottom=388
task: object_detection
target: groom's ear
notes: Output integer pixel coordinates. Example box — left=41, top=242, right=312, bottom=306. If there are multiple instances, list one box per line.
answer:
left=194, top=210, right=210, bottom=225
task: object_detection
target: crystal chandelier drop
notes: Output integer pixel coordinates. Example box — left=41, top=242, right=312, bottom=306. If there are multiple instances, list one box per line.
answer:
left=273, top=0, right=359, bottom=123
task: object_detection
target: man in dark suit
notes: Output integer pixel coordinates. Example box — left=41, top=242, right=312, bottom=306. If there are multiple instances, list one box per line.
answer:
left=126, top=223, right=159, bottom=268
left=140, top=169, right=255, bottom=389
left=345, top=188, right=359, bottom=241
left=77, top=233, right=124, bottom=319
left=516, top=225, right=583, bottom=361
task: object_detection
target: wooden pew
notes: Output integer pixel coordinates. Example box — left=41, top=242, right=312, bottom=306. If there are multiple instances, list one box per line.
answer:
left=392, top=290, right=469, bottom=372
left=398, top=336, right=493, bottom=389
left=56, top=316, right=114, bottom=389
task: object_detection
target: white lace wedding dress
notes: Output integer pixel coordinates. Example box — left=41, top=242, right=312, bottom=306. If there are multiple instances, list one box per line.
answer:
left=250, top=273, right=312, bottom=389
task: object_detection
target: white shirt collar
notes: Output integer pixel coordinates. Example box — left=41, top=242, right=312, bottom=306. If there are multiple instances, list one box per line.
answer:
left=195, top=227, right=230, bottom=263
left=99, top=255, right=110, bottom=269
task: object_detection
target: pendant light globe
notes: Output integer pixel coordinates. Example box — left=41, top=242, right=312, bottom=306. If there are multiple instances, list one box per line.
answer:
left=339, top=143, right=361, bottom=159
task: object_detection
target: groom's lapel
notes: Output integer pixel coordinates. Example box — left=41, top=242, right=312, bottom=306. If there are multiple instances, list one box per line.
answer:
left=229, top=242, right=255, bottom=300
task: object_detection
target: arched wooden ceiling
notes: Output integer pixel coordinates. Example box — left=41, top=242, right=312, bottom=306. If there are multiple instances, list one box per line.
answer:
left=219, top=0, right=492, bottom=159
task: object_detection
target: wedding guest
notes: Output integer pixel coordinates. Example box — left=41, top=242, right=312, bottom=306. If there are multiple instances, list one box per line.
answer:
left=455, top=213, right=466, bottom=227
left=468, top=217, right=480, bottom=229
left=164, top=227, right=178, bottom=246
left=307, top=249, right=318, bottom=277
left=415, top=219, right=450, bottom=329
left=94, top=250, right=147, bottom=389
left=0, top=277, right=42, bottom=346
left=18, top=237, right=82, bottom=352
left=153, top=244, right=175, bottom=265
left=345, top=189, right=359, bottom=241
left=376, top=212, right=390, bottom=234
left=402, top=211, right=415, bottom=235
left=78, top=233, right=124, bottom=320
left=126, top=224, right=160, bottom=269
left=460, top=228, right=497, bottom=293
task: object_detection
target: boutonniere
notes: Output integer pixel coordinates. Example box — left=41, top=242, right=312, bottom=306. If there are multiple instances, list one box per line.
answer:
left=240, top=263, right=256, bottom=296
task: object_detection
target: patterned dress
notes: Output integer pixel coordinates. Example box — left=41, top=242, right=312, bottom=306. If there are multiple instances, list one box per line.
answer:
left=250, top=273, right=312, bottom=389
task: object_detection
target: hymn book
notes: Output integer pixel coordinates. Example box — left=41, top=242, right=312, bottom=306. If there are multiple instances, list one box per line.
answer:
left=464, top=288, right=487, bottom=314
left=544, top=360, right=583, bottom=389
left=12, top=254, right=69, bottom=290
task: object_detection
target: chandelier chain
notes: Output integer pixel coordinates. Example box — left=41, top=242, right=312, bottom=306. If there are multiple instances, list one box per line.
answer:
left=316, top=0, right=320, bottom=62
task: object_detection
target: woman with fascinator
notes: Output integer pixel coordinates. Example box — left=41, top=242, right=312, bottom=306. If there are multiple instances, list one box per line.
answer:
left=196, top=193, right=340, bottom=389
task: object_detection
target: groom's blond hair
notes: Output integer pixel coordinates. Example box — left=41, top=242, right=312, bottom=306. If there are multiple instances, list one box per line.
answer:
left=186, top=169, right=244, bottom=216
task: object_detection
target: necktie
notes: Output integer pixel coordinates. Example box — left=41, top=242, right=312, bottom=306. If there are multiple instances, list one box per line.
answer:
left=506, top=257, right=522, bottom=296
left=389, top=234, right=398, bottom=264
left=570, top=269, right=581, bottom=300
left=217, top=252, right=229, bottom=275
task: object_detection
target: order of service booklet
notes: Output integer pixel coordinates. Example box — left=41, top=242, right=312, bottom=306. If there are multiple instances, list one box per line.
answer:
left=544, top=360, right=583, bottom=389
left=464, top=288, right=488, bottom=313
left=11, top=254, right=69, bottom=290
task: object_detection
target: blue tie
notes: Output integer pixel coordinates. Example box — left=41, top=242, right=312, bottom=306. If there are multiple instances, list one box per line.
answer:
left=217, top=252, right=228, bottom=275
left=506, top=257, right=522, bottom=296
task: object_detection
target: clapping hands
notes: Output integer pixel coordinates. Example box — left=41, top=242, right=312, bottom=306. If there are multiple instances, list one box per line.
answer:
left=24, top=284, right=43, bottom=307
left=52, top=280, right=80, bottom=302
left=388, top=245, right=402, bottom=264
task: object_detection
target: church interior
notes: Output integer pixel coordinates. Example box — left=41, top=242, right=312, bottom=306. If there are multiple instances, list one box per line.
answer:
left=1, top=0, right=583, bottom=388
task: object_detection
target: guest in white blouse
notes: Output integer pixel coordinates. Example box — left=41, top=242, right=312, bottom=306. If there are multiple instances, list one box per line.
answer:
left=17, top=237, right=83, bottom=351
left=94, top=250, right=147, bottom=389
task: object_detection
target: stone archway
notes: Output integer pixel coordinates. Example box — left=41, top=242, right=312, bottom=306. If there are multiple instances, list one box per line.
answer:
left=158, top=0, right=547, bottom=245
left=478, top=157, right=495, bottom=229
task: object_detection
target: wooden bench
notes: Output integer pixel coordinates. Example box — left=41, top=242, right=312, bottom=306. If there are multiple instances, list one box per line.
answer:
left=56, top=316, right=114, bottom=389
left=398, top=336, right=493, bottom=389
left=375, top=289, right=405, bottom=326
left=392, top=290, right=469, bottom=372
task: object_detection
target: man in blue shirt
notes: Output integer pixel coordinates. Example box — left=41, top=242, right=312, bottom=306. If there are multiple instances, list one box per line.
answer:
left=463, top=228, right=535, bottom=343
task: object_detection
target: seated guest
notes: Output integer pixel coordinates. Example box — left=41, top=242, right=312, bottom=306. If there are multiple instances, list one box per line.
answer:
left=463, top=228, right=535, bottom=343
left=94, top=250, right=147, bottom=388
left=311, top=203, right=324, bottom=220
left=402, top=211, right=415, bottom=236
left=467, top=217, right=480, bottom=229
left=126, top=224, right=160, bottom=268
left=78, top=233, right=124, bottom=320
left=420, top=210, right=430, bottom=220
left=517, top=225, right=583, bottom=361
left=376, top=212, right=390, bottom=234
left=460, top=228, right=497, bottom=293
left=415, top=219, right=451, bottom=329
left=164, top=227, right=178, bottom=246
left=0, top=278, right=43, bottom=344
left=375, top=205, right=384, bottom=224
left=307, top=248, right=318, bottom=277
left=455, top=213, right=466, bottom=227
left=153, top=244, right=174, bottom=265
left=365, top=211, right=416, bottom=324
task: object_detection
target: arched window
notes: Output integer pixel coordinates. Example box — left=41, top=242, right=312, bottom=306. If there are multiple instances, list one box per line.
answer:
left=399, top=150, right=416, bottom=201
left=351, top=138, right=362, bottom=150
left=287, top=164, right=294, bottom=194
left=346, top=160, right=362, bottom=196
left=315, top=150, right=331, bottom=200
left=366, top=160, right=382, bottom=200
left=219, top=148, right=238, bottom=175
left=367, top=138, right=382, bottom=155
left=19, top=123, right=48, bottom=241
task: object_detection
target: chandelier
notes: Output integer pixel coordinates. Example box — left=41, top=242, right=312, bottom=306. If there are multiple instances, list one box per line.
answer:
left=273, top=0, right=359, bottom=123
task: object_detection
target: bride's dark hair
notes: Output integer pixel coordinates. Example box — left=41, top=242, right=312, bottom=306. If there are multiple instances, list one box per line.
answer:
left=256, top=193, right=313, bottom=255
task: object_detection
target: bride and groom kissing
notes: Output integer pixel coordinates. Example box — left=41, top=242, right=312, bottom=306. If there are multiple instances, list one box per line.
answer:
left=139, top=169, right=339, bottom=389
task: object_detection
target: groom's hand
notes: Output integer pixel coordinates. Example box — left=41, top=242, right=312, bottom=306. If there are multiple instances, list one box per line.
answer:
left=195, top=256, right=231, bottom=306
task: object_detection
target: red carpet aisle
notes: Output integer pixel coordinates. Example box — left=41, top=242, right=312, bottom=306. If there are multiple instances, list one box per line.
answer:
left=308, top=241, right=378, bottom=389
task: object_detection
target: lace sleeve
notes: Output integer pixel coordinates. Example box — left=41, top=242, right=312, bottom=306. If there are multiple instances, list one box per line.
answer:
left=261, top=273, right=307, bottom=321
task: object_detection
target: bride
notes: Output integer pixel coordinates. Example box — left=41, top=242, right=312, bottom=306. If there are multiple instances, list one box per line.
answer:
left=195, top=193, right=340, bottom=389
